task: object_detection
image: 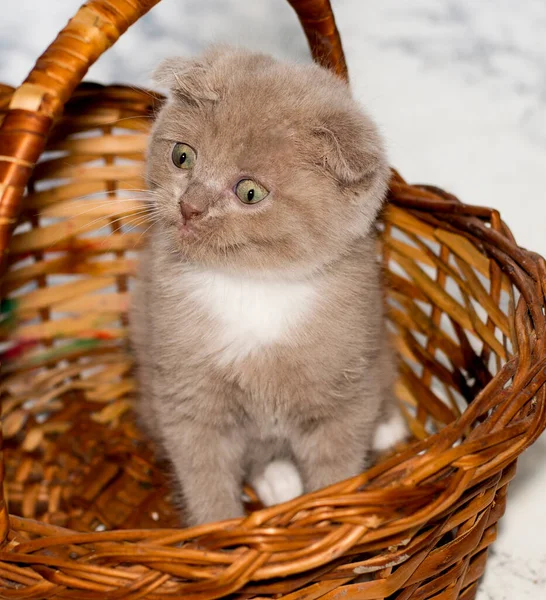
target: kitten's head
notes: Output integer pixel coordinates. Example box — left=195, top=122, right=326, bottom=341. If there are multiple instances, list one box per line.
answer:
left=147, top=46, right=389, bottom=276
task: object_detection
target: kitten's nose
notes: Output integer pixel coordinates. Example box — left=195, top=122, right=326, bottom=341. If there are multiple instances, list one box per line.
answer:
left=180, top=201, right=203, bottom=224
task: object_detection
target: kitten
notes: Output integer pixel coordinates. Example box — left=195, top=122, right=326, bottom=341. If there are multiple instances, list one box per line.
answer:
left=131, top=46, right=405, bottom=526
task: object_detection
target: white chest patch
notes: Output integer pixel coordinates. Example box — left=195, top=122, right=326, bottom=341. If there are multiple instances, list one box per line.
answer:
left=182, top=269, right=317, bottom=365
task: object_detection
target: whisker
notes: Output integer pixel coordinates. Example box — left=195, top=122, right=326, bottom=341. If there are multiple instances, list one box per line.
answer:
left=95, top=213, right=159, bottom=249
left=148, top=179, right=175, bottom=197
left=43, top=197, right=154, bottom=221
left=133, top=220, right=159, bottom=249
left=127, top=85, right=163, bottom=103
left=23, top=188, right=155, bottom=216
left=101, top=115, right=155, bottom=127
left=41, top=208, right=157, bottom=252
left=120, top=213, right=156, bottom=229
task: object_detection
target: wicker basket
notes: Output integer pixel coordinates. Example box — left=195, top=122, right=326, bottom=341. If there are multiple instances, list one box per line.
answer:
left=0, top=1, right=545, bottom=598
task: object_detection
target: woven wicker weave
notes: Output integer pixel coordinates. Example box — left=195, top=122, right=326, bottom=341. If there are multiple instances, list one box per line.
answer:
left=0, top=1, right=545, bottom=599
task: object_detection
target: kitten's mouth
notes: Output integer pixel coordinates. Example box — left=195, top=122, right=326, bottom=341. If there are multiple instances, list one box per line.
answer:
left=178, top=221, right=197, bottom=237
left=177, top=211, right=202, bottom=237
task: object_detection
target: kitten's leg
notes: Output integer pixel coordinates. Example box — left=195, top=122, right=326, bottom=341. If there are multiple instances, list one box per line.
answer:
left=247, top=439, right=303, bottom=507
left=160, top=418, right=246, bottom=526
left=373, top=344, right=408, bottom=453
left=135, top=368, right=162, bottom=443
left=372, top=403, right=409, bottom=453
left=291, top=413, right=372, bottom=493
left=250, top=459, right=303, bottom=507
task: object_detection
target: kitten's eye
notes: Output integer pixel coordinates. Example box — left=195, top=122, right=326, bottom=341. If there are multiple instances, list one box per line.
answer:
left=235, top=179, right=269, bottom=204
left=172, top=143, right=197, bottom=169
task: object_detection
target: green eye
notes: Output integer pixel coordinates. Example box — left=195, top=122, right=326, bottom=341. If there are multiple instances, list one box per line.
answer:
left=172, top=143, right=197, bottom=169
left=235, top=179, right=269, bottom=204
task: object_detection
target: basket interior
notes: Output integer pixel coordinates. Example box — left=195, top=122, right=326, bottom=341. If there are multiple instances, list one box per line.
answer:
left=0, top=83, right=518, bottom=532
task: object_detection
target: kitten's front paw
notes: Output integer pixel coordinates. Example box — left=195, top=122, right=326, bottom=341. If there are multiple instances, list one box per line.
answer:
left=252, top=460, right=303, bottom=507
left=373, top=410, right=409, bottom=452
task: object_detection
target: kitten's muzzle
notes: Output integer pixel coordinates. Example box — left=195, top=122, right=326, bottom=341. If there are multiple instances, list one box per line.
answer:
left=180, top=201, right=203, bottom=225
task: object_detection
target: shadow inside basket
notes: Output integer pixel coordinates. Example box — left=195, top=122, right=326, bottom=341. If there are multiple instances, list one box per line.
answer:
left=0, top=83, right=534, bottom=538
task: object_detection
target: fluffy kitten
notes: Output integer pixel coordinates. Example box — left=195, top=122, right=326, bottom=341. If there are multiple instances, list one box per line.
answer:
left=131, top=46, right=405, bottom=526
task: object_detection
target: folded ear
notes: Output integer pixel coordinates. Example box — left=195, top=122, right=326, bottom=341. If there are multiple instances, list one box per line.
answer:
left=314, top=108, right=387, bottom=187
left=152, top=54, right=221, bottom=105
left=153, top=46, right=275, bottom=107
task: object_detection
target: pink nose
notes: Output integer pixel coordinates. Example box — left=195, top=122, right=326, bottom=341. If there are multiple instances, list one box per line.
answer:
left=180, top=201, right=202, bottom=224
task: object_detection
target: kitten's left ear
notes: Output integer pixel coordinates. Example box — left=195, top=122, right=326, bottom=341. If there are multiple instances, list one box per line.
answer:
left=152, top=56, right=220, bottom=104
left=314, top=109, right=388, bottom=188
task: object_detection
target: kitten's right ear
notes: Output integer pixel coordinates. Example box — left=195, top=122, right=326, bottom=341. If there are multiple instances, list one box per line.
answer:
left=313, top=108, right=388, bottom=189
left=153, top=57, right=219, bottom=105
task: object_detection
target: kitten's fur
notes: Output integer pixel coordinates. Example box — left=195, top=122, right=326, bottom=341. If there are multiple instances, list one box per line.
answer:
left=131, top=47, right=403, bottom=526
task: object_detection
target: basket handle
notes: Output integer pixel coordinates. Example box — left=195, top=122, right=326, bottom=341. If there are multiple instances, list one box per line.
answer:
left=287, top=0, right=348, bottom=79
left=0, top=0, right=346, bottom=261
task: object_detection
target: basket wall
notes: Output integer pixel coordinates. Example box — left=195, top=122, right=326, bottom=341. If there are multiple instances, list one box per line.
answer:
left=0, top=81, right=545, bottom=599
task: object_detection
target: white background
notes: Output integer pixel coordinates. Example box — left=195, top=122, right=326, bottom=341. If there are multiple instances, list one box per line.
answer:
left=2, top=1, right=545, bottom=598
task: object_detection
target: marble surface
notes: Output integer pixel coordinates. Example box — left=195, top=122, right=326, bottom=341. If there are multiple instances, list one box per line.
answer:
left=2, top=1, right=546, bottom=598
